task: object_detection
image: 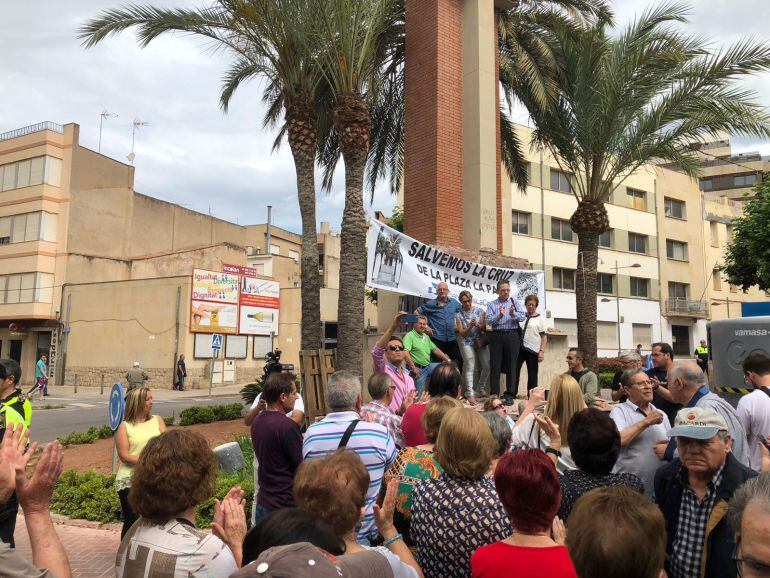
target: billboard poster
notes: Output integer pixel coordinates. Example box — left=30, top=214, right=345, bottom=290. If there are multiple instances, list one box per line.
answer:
left=366, top=221, right=545, bottom=311
left=239, top=276, right=280, bottom=335
left=191, top=269, right=240, bottom=333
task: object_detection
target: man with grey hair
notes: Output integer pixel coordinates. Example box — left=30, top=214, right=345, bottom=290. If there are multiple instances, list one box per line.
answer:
left=302, top=370, right=397, bottom=544
left=655, top=407, right=757, bottom=578
left=610, top=350, right=643, bottom=403
left=655, top=360, right=749, bottom=465
left=360, top=373, right=408, bottom=448
left=727, top=473, right=770, bottom=577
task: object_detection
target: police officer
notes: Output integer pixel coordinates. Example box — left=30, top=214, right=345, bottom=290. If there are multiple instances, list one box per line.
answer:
left=0, top=358, right=33, bottom=547
left=694, top=339, right=710, bottom=373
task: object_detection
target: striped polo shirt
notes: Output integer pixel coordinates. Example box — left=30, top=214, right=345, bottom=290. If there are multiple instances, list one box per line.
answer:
left=303, top=411, right=397, bottom=541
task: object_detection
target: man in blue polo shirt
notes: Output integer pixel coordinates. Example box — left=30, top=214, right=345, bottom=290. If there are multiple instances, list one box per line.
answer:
left=415, top=282, right=463, bottom=369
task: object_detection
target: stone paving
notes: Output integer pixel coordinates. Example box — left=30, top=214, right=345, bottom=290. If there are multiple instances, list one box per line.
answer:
left=13, top=515, right=121, bottom=577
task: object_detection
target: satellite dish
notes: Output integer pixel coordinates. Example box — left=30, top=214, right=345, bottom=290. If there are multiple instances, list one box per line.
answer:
left=126, top=152, right=136, bottom=162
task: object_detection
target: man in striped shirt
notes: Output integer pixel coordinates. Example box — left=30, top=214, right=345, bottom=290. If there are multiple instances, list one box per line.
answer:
left=485, top=280, right=526, bottom=402
left=302, top=370, right=397, bottom=544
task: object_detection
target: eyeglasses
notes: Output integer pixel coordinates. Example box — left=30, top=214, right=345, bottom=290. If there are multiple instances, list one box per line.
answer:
left=492, top=404, right=505, bottom=410
left=733, top=539, right=770, bottom=578
left=388, top=345, right=405, bottom=352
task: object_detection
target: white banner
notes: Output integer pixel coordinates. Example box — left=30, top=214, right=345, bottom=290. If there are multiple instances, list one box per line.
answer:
left=367, top=221, right=545, bottom=310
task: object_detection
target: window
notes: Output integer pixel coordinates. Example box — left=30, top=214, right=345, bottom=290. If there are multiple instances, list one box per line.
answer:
left=626, top=188, right=647, bottom=210
left=630, top=277, right=649, bottom=298
left=512, top=211, right=530, bottom=235
left=666, top=239, right=687, bottom=261
left=632, top=323, right=652, bottom=346
left=0, top=156, right=60, bottom=192
left=288, top=250, right=299, bottom=262
left=550, top=169, right=572, bottom=193
left=729, top=284, right=738, bottom=294
left=668, top=282, right=688, bottom=300
left=554, top=318, right=578, bottom=347
left=726, top=224, right=733, bottom=241
left=598, top=229, right=612, bottom=248
left=664, top=198, right=686, bottom=219
left=553, top=268, right=576, bottom=291
left=269, top=244, right=280, bottom=256
left=747, top=174, right=757, bottom=185
left=0, top=212, right=54, bottom=244
left=734, top=175, right=756, bottom=187
left=712, top=269, right=722, bottom=291
left=700, top=179, right=713, bottom=191
left=710, top=222, right=719, bottom=247
left=597, top=321, right=619, bottom=349
left=628, top=233, right=648, bottom=254
left=597, top=273, right=614, bottom=295
left=551, top=218, right=573, bottom=242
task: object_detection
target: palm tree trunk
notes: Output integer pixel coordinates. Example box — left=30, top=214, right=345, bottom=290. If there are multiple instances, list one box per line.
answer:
left=336, top=152, right=368, bottom=372
left=286, top=97, right=322, bottom=351
left=575, top=230, right=599, bottom=368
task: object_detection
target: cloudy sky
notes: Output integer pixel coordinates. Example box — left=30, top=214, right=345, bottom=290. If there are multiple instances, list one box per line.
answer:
left=2, top=1, right=770, bottom=233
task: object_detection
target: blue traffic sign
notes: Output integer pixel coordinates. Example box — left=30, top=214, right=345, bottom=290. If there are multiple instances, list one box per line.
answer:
left=211, top=333, right=223, bottom=350
left=108, top=382, right=125, bottom=431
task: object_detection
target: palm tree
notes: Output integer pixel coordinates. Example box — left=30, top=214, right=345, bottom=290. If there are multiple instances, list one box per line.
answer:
left=79, top=0, right=326, bottom=351
left=517, top=2, right=770, bottom=365
left=308, top=0, right=399, bottom=372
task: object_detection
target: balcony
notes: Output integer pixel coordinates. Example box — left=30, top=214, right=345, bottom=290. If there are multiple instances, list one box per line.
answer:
left=664, top=298, right=709, bottom=318
left=0, top=122, right=63, bottom=142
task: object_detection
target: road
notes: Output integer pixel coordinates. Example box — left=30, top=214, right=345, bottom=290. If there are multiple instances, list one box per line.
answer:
left=29, top=395, right=244, bottom=443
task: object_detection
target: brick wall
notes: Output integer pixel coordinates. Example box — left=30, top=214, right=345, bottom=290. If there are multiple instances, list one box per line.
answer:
left=404, top=0, right=464, bottom=247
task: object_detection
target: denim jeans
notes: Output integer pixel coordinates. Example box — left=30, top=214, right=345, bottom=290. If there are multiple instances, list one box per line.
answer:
left=412, top=362, right=440, bottom=396
left=176, top=374, right=185, bottom=390
left=459, top=342, right=490, bottom=397
left=253, top=502, right=274, bottom=524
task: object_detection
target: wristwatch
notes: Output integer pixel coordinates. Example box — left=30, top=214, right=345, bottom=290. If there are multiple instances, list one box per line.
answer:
left=545, top=447, right=562, bottom=458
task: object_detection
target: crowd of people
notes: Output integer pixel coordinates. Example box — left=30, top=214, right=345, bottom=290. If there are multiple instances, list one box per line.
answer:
left=0, top=307, right=770, bottom=578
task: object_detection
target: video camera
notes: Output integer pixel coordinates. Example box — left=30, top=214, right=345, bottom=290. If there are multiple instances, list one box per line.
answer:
left=263, top=349, right=295, bottom=377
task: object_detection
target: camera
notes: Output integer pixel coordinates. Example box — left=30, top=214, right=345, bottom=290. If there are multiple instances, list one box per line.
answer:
left=263, top=349, right=294, bottom=377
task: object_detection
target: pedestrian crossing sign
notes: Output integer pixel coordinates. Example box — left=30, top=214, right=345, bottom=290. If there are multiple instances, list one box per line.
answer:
left=211, top=333, right=223, bottom=350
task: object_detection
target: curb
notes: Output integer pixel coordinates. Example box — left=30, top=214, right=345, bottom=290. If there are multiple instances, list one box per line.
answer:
left=48, top=513, right=121, bottom=533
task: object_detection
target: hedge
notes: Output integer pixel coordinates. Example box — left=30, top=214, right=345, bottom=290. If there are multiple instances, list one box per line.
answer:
left=50, top=436, right=256, bottom=527
left=598, top=372, right=616, bottom=389
left=57, top=425, right=113, bottom=447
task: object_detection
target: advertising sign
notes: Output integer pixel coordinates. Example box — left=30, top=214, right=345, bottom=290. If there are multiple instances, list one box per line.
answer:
left=190, top=269, right=240, bottom=334
left=239, top=277, right=280, bottom=335
left=366, top=221, right=545, bottom=310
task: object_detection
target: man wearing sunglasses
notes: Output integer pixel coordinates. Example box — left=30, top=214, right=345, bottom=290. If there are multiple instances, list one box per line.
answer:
left=372, top=312, right=417, bottom=414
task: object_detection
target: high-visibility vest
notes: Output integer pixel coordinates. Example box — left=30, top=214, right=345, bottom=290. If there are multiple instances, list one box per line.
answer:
left=0, top=389, right=32, bottom=437
left=696, top=346, right=709, bottom=355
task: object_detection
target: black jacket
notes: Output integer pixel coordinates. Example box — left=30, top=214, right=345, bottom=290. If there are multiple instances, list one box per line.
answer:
left=654, top=453, right=758, bottom=578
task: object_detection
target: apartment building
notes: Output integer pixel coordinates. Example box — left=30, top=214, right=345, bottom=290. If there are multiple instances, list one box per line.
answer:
left=693, top=133, right=769, bottom=201
left=0, top=121, right=358, bottom=387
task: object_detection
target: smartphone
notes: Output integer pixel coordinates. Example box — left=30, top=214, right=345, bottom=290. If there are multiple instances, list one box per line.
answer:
left=544, top=389, right=550, bottom=401
left=402, top=314, right=419, bottom=323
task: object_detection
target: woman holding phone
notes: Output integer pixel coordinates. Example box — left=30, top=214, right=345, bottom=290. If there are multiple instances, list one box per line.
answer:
left=456, top=290, right=489, bottom=405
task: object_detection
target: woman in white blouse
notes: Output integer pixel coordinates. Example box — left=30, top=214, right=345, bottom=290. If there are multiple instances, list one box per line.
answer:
left=515, top=294, right=548, bottom=395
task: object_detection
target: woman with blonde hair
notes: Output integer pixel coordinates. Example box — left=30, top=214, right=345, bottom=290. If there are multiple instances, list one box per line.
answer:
left=411, top=407, right=511, bottom=577
left=115, top=387, right=167, bottom=538
left=510, top=375, right=586, bottom=474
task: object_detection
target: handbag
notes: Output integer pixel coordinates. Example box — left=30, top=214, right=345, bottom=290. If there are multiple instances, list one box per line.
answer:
left=473, top=332, right=490, bottom=349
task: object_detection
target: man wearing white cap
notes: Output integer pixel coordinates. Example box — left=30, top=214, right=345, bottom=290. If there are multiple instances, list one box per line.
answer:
left=125, top=362, right=149, bottom=391
left=654, top=407, right=758, bottom=578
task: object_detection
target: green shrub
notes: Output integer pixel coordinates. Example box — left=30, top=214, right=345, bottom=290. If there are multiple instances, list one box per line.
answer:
left=212, top=403, right=244, bottom=422
left=51, top=470, right=121, bottom=524
left=593, top=357, right=621, bottom=374
left=163, top=415, right=175, bottom=426
left=599, top=372, right=616, bottom=389
left=179, top=405, right=216, bottom=426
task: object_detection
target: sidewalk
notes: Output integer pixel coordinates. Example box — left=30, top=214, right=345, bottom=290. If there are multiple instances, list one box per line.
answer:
left=36, top=383, right=246, bottom=402
left=14, top=516, right=120, bottom=577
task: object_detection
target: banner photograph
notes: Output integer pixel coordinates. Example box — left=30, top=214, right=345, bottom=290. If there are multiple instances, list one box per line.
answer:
left=367, top=221, right=545, bottom=309
left=239, top=277, right=280, bottom=336
left=190, top=269, right=240, bottom=333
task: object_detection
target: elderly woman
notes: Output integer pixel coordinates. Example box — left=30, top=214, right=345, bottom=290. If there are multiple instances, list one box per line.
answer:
left=510, top=375, right=586, bottom=474
left=472, top=450, right=576, bottom=578
left=294, top=450, right=423, bottom=577
left=455, top=290, right=489, bottom=404
left=557, top=408, right=644, bottom=522
left=482, top=411, right=513, bottom=472
left=484, top=396, right=515, bottom=430
left=411, top=407, right=512, bottom=578
left=384, top=396, right=463, bottom=547
left=116, top=429, right=247, bottom=576
left=114, top=387, right=166, bottom=538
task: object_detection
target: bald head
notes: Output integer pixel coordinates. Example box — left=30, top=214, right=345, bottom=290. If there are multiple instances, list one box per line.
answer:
left=667, top=360, right=707, bottom=404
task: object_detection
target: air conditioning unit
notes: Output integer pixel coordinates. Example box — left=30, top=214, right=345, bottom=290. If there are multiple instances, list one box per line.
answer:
left=246, top=246, right=254, bottom=256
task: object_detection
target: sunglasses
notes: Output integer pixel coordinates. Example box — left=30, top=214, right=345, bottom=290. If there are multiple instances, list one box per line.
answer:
left=492, top=404, right=505, bottom=410
left=388, top=345, right=405, bottom=351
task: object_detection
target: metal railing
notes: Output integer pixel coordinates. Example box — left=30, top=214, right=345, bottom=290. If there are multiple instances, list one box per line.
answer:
left=0, top=122, right=64, bottom=142
left=666, top=298, right=708, bottom=316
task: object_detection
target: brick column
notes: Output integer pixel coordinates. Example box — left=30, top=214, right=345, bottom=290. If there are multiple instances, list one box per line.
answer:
left=403, top=0, right=464, bottom=246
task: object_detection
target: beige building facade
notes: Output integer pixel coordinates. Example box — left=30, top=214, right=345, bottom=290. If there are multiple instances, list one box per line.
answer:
left=0, top=121, right=354, bottom=388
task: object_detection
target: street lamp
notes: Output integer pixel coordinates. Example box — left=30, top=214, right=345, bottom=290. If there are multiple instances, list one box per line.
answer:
left=601, top=261, right=641, bottom=355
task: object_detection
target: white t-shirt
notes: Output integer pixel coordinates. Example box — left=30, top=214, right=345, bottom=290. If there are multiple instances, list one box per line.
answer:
left=364, top=546, right=419, bottom=578
left=736, top=389, right=770, bottom=471
left=522, top=315, right=547, bottom=354
left=250, top=392, right=305, bottom=416
left=510, top=413, right=576, bottom=475
left=116, top=518, right=237, bottom=578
